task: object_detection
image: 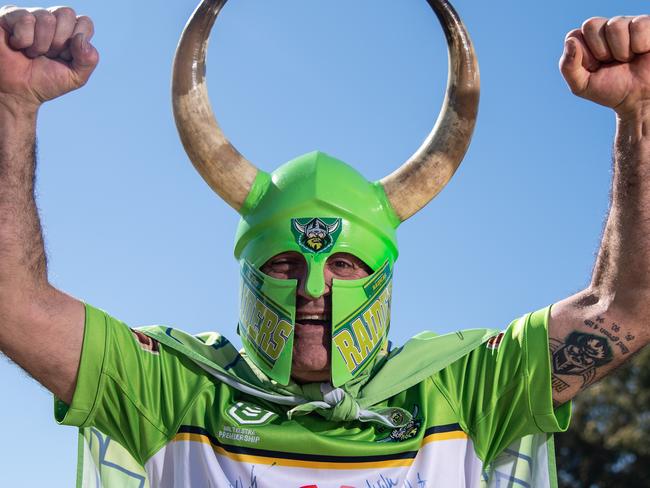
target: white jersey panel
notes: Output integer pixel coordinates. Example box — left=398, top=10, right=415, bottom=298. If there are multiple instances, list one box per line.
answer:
left=145, top=436, right=484, bottom=488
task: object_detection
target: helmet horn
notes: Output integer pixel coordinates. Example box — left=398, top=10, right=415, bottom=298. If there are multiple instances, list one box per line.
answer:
left=172, top=0, right=257, bottom=213
left=172, top=0, right=479, bottom=220
left=380, top=0, right=480, bottom=223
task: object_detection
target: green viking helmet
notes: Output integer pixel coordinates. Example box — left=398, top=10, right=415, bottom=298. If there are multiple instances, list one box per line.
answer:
left=172, top=0, right=480, bottom=386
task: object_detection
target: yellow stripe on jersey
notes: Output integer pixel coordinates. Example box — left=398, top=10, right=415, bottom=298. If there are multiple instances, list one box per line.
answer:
left=172, top=427, right=468, bottom=470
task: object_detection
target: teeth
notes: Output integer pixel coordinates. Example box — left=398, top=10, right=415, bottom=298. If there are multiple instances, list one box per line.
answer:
left=297, top=314, right=329, bottom=321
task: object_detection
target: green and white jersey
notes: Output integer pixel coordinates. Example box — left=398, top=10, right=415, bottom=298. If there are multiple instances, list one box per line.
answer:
left=56, top=305, right=570, bottom=487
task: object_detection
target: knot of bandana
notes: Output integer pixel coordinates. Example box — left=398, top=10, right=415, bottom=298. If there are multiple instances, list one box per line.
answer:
left=322, top=386, right=360, bottom=421
left=286, top=384, right=412, bottom=428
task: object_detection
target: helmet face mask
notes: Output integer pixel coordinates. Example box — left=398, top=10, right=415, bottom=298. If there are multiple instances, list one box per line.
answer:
left=238, top=254, right=394, bottom=387
left=235, top=152, right=398, bottom=386
left=330, top=260, right=393, bottom=386
left=238, top=260, right=297, bottom=384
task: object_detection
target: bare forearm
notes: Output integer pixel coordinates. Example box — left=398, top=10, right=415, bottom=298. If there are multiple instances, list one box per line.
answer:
left=591, top=103, right=650, bottom=311
left=0, top=103, right=48, bottom=297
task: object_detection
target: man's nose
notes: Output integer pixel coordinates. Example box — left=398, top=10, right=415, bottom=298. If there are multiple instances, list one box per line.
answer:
left=297, top=264, right=331, bottom=299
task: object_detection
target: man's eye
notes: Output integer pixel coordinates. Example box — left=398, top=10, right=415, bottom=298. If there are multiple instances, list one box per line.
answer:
left=269, top=260, right=293, bottom=269
left=330, top=260, right=358, bottom=276
left=260, top=252, right=305, bottom=279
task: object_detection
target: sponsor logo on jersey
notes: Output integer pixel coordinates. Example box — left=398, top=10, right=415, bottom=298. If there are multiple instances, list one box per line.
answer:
left=226, top=401, right=278, bottom=426
left=291, top=217, right=342, bottom=254
left=217, top=424, right=261, bottom=445
left=333, top=262, right=392, bottom=374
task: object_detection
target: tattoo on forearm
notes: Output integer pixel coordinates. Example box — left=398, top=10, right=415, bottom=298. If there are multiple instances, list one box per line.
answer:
left=551, top=317, right=639, bottom=393
left=550, top=331, right=613, bottom=393
left=582, top=315, right=634, bottom=355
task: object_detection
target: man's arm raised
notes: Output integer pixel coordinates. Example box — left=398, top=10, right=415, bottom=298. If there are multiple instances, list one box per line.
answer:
left=550, top=15, right=650, bottom=405
left=0, top=6, right=98, bottom=404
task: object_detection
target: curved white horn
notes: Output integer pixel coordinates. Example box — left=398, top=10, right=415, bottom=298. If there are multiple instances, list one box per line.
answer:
left=380, top=0, right=480, bottom=223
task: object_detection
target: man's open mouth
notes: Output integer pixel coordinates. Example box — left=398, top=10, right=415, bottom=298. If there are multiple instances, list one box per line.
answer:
left=296, top=315, right=330, bottom=326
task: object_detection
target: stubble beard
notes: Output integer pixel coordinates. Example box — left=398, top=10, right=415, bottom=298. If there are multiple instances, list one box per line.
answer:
left=291, top=297, right=332, bottom=383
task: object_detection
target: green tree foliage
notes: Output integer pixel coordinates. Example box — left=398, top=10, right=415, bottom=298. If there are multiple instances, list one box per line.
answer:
left=555, top=346, right=650, bottom=487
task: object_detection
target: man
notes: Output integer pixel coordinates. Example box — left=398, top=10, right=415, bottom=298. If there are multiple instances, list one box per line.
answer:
left=0, top=1, right=649, bottom=487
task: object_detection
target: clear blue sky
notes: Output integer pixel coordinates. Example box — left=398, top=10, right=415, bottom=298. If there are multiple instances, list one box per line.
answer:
left=1, top=0, right=646, bottom=485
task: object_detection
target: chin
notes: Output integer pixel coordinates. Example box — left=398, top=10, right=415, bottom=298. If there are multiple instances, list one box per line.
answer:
left=291, top=323, right=331, bottom=382
left=291, top=351, right=331, bottom=383
left=291, top=368, right=330, bottom=384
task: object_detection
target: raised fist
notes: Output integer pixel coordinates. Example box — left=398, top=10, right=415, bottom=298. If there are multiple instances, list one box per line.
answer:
left=0, top=6, right=98, bottom=109
left=560, top=15, right=650, bottom=116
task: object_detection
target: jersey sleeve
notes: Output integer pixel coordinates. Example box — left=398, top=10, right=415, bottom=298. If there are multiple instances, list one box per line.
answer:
left=431, top=307, right=571, bottom=464
left=54, top=303, right=211, bottom=464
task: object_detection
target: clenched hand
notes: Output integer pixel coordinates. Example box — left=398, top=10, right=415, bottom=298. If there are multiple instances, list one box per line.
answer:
left=560, top=15, right=650, bottom=116
left=0, top=6, right=98, bottom=110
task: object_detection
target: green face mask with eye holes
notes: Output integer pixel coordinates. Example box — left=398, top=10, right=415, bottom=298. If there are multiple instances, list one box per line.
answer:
left=234, top=151, right=399, bottom=386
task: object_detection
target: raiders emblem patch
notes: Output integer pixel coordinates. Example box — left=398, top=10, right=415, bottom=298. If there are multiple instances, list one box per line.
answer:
left=378, top=405, right=422, bottom=443
left=291, top=218, right=342, bottom=254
